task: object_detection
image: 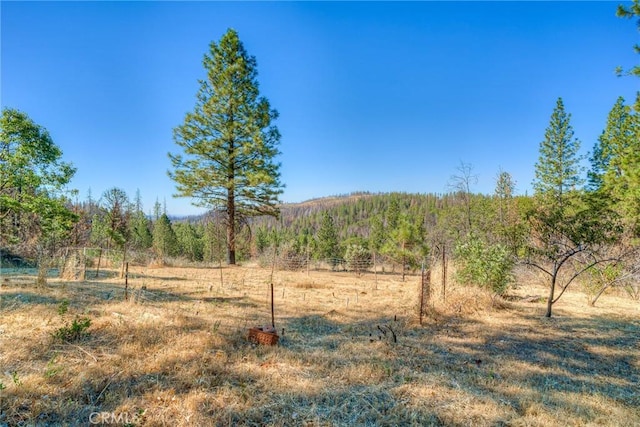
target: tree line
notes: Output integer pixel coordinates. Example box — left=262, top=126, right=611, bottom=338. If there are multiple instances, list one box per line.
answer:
left=2, top=4, right=639, bottom=317
left=2, top=96, right=639, bottom=317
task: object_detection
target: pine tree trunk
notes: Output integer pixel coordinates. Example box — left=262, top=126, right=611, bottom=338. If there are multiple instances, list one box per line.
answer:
left=120, top=246, right=128, bottom=279
left=226, top=189, right=236, bottom=265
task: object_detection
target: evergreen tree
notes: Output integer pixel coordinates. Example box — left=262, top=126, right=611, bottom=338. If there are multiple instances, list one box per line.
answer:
left=589, top=96, right=640, bottom=233
left=130, top=211, right=152, bottom=251
left=495, top=169, right=515, bottom=224
left=152, top=213, right=178, bottom=260
left=589, top=97, right=635, bottom=191
left=493, top=169, right=523, bottom=250
left=175, top=222, right=204, bottom=261
left=316, top=212, right=340, bottom=264
left=129, top=190, right=152, bottom=251
left=152, top=199, right=162, bottom=221
left=344, top=242, right=372, bottom=274
left=369, top=214, right=386, bottom=255
left=293, top=227, right=314, bottom=258
left=133, top=189, right=143, bottom=214
left=533, top=98, right=584, bottom=210
left=619, top=95, right=640, bottom=232
left=527, top=98, right=622, bottom=317
left=101, top=188, right=131, bottom=277
left=89, top=211, right=109, bottom=249
left=169, top=28, right=283, bottom=265
left=386, top=197, right=400, bottom=231
left=382, top=213, right=425, bottom=280
left=101, top=188, right=131, bottom=252
left=254, top=226, right=270, bottom=255
left=616, top=0, right=640, bottom=77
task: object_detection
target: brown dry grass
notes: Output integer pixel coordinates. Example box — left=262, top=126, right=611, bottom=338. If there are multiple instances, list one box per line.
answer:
left=0, top=263, right=638, bottom=426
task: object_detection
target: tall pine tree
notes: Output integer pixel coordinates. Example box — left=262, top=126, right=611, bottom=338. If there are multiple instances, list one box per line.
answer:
left=589, top=97, right=635, bottom=192
left=169, top=29, right=283, bottom=264
left=589, top=96, right=640, bottom=233
left=129, top=189, right=152, bottom=251
left=527, top=98, right=621, bottom=317
left=533, top=98, right=584, bottom=210
left=620, top=95, right=640, bottom=232
left=152, top=213, right=178, bottom=261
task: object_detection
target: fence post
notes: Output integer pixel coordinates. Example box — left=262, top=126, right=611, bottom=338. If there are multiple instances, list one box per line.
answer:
left=270, top=281, right=275, bottom=328
left=441, top=243, right=447, bottom=303
left=419, top=261, right=431, bottom=326
left=420, top=262, right=425, bottom=325
left=124, top=262, right=129, bottom=301
left=373, top=252, right=378, bottom=289
left=82, top=247, right=87, bottom=280
left=95, top=248, right=103, bottom=279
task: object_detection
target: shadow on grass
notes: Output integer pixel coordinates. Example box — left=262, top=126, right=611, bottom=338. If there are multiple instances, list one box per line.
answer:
left=478, top=315, right=640, bottom=407
left=271, top=311, right=640, bottom=425
left=3, top=298, right=638, bottom=426
left=0, top=276, right=246, bottom=309
left=0, top=291, right=64, bottom=311
left=414, top=312, right=640, bottom=420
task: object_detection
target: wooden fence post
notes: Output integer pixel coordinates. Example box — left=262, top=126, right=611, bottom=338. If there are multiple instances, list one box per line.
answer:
left=124, top=262, right=129, bottom=301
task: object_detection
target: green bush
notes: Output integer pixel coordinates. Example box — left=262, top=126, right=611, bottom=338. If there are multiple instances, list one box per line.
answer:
left=344, top=243, right=372, bottom=273
left=53, top=316, right=91, bottom=342
left=57, top=299, right=69, bottom=316
left=454, top=235, right=514, bottom=295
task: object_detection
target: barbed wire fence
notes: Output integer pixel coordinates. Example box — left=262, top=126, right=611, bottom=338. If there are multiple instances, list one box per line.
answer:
left=256, top=248, right=420, bottom=277
left=4, top=244, right=425, bottom=284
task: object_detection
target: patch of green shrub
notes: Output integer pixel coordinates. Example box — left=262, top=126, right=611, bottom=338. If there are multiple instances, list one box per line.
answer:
left=53, top=317, right=91, bottom=342
left=344, top=243, right=372, bottom=273
left=57, top=299, right=70, bottom=316
left=454, top=234, right=514, bottom=295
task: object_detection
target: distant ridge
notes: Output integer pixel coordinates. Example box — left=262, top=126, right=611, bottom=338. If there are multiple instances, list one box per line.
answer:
left=283, top=191, right=375, bottom=207
left=171, top=191, right=452, bottom=223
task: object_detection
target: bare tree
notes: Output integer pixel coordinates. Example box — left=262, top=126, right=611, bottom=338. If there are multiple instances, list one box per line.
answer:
left=448, top=161, right=478, bottom=234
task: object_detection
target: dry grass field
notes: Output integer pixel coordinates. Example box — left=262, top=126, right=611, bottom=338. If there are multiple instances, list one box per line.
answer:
left=1, top=263, right=639, bottom=426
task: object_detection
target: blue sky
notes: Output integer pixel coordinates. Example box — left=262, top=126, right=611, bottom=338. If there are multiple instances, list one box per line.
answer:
left=2, top=1, right=638, bottom=216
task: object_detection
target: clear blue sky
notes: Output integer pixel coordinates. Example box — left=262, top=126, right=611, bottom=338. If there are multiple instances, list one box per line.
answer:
left=2, top=1, right=638, bottom=216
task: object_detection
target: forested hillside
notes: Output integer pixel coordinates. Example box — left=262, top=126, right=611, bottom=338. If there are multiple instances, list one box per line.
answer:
left=251, top=190, right=527, bottom=259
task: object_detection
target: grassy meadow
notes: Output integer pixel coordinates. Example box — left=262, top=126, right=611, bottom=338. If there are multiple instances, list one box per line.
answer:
left=0, top=263, right=638, bottom=426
